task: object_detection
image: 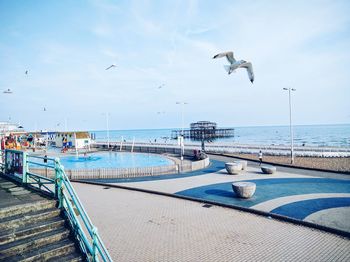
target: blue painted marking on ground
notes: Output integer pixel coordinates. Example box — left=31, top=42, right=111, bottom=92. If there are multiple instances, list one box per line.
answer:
left=271, top=197, right=350, bottom=220
left=175, top=178, right=350, bottom=209
left=82, top=159, right=225, bottom=183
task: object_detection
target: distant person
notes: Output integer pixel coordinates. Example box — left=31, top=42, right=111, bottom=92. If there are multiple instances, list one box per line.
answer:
left=258, top=150, right=263, bottom=165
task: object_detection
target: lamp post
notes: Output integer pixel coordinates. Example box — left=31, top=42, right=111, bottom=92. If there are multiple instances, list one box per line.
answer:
left=283, top=87, right=296, bottom=164
left=176, top=102, right=188, bottom=161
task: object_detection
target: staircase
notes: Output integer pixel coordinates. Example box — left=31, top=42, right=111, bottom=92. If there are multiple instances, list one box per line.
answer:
left=0, top=199, right=84, bottom=262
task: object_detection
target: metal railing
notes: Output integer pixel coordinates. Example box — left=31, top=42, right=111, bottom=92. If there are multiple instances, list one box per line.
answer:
left=0, top=149, right=113, bottom=262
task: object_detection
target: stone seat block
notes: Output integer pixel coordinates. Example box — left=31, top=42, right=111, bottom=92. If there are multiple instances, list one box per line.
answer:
left=234, top=160, right=247, bottom=170
left=225, top=162, right=242, bottom=175
left=261, top=165, right=276, bottom=174
left=232, top=182, right=256, bottom=198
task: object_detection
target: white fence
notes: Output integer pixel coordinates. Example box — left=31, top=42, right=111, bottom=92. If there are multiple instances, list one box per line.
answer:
left=29, top=156, right=210, bottom=180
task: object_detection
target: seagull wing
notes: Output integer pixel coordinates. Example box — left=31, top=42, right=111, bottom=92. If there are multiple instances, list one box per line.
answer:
left=213, top=51, right=236, bottom=64
left=240, top=62, right=254, bottom=83
left=105, top=65, right=113, bottom=70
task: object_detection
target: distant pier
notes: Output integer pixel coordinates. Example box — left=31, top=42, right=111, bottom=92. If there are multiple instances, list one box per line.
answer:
left=171, top=121, right=234, bottom=141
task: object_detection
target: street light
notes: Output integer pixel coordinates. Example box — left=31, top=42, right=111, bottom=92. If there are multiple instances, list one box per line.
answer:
left=283, top=87, right=296, bottom=164
left=176, top=101, right=188, bottom=160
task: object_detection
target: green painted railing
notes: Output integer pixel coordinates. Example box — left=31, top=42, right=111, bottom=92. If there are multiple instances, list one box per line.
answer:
left=0, top=149, right=113, bottom=262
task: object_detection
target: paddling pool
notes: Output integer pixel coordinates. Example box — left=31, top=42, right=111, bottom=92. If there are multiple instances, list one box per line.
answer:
left=57, top=151, right=173, bottom=169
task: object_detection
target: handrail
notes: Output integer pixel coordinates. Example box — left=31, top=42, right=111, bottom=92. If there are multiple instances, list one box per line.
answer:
left=27, top=154, right=56, bottom=162
left=61, top=176, right=94, bottom=235
left=27, top=160, right=55, bottom=169
left=1, top=150, right=113, bottom=262
left=55, top=158, right=113, bottom=261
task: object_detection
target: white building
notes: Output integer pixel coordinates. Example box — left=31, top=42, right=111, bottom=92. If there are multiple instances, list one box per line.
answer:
left=0, top=121, right=24, bottom=134
left=55, top=132, right=91, bottom=149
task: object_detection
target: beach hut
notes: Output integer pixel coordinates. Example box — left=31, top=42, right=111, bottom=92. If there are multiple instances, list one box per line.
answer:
left=55, top=131, right=91, bottom=149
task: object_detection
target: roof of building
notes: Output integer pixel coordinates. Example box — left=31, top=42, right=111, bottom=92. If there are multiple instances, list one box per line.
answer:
left=56, top=132, right=90, bottom=139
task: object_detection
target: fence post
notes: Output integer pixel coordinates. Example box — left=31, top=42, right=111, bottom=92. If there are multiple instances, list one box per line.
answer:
left=22, top=151, right=28, bottom=184
left=54, top=158, right=64, bottom=208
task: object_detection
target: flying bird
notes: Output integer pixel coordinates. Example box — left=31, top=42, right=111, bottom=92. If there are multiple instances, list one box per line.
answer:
left=43, top=107, right=47, bottom=111
left=3, top=89, right=12, bottom=94
left=158, top=84, right=165, bottom=89
left=213, top=51, right=254, bottom=83
left=105, top=64, right=117, bottom=70
left=25, top=70, right=28, bottom=75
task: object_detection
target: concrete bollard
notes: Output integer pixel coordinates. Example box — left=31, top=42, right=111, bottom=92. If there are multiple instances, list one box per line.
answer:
left=225, top=162, right=243, bottom=175
left=234, top=160, right=247, bottom=170
left=261, top=165, right=276, bottom=174
left=232, top=182, right=256, bottom=198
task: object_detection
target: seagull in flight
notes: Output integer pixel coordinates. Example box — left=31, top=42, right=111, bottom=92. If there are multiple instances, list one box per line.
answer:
left=158, top=84, right=165, bottom=89
left=3, top=88, right=12, bottom=94
left=105, top=64, right=117, bottom=70
left=213, top=51, right=254, bottom=83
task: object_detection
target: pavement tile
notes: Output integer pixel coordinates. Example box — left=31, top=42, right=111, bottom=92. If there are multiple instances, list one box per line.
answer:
left=73, top=182, right=350, bottom=261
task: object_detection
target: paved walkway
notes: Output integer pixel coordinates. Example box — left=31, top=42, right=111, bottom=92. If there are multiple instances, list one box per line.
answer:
left=72, top=182, right=350, bottom=261
left=104, top=155, right=350, bottom=233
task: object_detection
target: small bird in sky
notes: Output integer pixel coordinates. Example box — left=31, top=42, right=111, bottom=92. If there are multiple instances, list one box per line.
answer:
left=25, top=70, right=28, bottom=75
left=213, top=51, right=254, bottom=83
left=43, top=107, right=47, bottom=111
left=158, top=84, right=165, bottom=89
left=3, top=88, right=13, bottom=94
left=105, top=64, right=117, bottom=70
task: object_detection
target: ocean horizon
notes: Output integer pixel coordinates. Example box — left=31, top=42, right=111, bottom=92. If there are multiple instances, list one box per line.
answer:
left=91, top=123, right=350, bottom=148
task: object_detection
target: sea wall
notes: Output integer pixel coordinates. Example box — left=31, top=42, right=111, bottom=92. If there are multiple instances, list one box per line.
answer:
left=93, top=141, right=350, bottom=157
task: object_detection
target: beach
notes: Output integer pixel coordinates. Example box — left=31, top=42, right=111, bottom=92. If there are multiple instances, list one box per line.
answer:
left=227, top=153, right=350, bottom=173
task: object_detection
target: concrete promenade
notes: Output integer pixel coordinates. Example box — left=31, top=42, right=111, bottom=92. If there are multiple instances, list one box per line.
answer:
left=72, top=182, right=350, bottom=261
left=104, top=155, right=350, bottom=233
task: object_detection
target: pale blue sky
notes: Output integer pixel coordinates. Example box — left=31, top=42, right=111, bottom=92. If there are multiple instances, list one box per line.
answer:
left=1, top=0, right=350, bottom=131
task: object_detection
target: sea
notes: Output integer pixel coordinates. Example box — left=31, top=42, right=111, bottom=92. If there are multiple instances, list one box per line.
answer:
left=91, top=124, right=350, bottom=148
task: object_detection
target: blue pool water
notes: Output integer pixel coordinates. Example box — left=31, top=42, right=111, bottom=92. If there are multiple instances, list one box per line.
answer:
left=57, top=152, right=173, bottom=169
